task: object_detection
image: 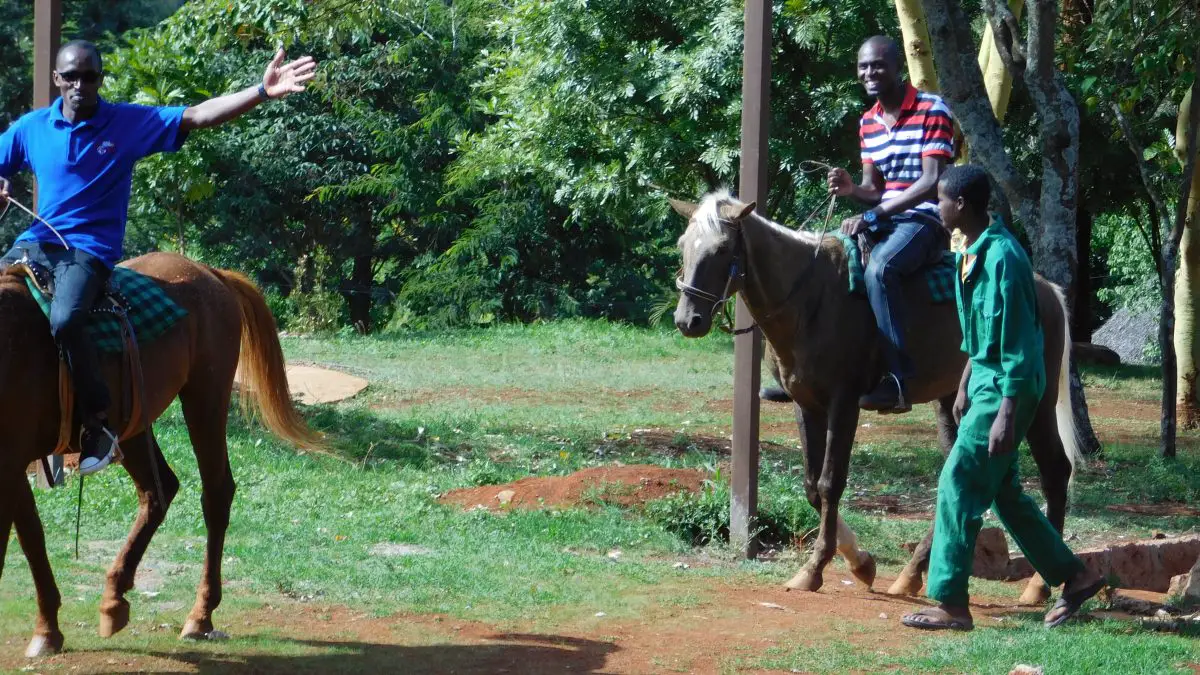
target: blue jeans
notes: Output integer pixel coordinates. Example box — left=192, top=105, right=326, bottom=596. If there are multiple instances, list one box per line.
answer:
left=863, top=219, right=941, bottom=382
left=2, top=242, right=112, bottom=420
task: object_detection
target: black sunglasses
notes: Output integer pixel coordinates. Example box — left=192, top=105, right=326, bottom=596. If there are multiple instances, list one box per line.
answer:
left=57, top=70, right=102, bottom=84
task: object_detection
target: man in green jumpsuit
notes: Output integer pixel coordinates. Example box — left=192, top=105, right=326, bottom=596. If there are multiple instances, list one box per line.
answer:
left=901, top=165, right=1104, bottom=631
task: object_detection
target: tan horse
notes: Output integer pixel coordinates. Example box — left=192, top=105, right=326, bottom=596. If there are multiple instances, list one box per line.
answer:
left=0, top=252, right=320, bottom=657
left=671, top=191, right=1082, bottom=603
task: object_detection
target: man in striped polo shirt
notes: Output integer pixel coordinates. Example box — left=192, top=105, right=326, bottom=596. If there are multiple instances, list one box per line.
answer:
left=828, top=35, right=955, bottom=413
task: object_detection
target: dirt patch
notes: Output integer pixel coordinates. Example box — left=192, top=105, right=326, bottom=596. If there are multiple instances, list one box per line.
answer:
left=7, top=574, right=1126, bottom=675
left=440, top=465, right=708, bottom=511
left=236, top=362, right=369, bottom=405
left=1087, top=392, right=1162, bottom=423
left=848, top=494, right=935, bottom=520
left=1106, top=503, right=1200, bottom=517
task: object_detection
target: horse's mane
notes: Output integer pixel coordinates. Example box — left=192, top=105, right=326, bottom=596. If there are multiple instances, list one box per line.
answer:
left=694, top=189, right=833, bottom=249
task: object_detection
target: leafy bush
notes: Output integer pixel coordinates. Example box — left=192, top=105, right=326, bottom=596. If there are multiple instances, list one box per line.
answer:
left=644, top=471, right=819, bottom=548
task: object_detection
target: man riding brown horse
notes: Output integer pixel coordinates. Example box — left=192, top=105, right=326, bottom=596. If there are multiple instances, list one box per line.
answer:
left=0, top=39, right=316, bottom=475
left=763, top=36, right=955, bottom=411
left=829, top=35, right=955, bottom=412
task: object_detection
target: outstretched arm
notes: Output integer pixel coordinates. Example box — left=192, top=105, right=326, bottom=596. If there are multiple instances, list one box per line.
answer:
left=181, top=49, right=317, bottom=132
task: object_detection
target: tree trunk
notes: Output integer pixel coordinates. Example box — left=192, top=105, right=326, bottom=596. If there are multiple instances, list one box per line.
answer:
left=1070, top=205, right=1101, bottom=454
left=1163, top=59, right=1200, bottom=458
left=1073, top=206, right=1093, bottom=341
left=895, top=0, right=939, bottom=93
left=1024, top=0, right=1080, bottom=294
left=348, top=219, right=375, bottom=334
left=924, top=0, right=1101, bottom=453
left=920, top=0, right=1040, bottom=250
left=1163, top=244, right=1180, bottom=458
left=1175, top=87, right=1200, bottom=429
left=1070, top=365, right=1101, bottom=454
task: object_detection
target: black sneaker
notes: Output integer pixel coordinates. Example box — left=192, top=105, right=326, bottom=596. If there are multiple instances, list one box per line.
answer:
left=79, top=423, right=120, bottom=476
left=859, top=375, right=911, bottom=414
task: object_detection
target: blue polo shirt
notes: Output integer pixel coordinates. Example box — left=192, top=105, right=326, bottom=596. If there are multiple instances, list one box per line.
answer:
left=0, top=97, right=188, bottom=268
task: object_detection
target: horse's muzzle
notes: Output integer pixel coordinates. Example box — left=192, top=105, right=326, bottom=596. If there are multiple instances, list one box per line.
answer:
left=674, top=303, right=711, bottom=338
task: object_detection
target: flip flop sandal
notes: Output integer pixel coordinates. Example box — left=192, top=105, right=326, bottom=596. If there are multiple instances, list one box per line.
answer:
left=1045, top=577, right=1106, bottom=629
left=901, top=610, right=974, bottom=632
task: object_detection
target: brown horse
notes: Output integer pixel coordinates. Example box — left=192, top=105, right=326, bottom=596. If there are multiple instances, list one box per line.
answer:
left=0, top=252, right=320, bottom=657
left=670, top=191, right=1081, bottom=604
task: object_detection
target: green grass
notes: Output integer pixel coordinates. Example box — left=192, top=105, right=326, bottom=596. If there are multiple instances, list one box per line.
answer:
left=735, top=618, right=1200, bottom=674
left=1, top=319, right=1198, bottom=672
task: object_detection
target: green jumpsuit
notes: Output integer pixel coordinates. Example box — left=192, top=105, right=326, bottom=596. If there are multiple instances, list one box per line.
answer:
left=925, top=222, right=1084, bottom=606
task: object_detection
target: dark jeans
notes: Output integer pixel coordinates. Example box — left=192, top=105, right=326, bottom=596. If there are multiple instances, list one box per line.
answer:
left=2, top=242, right=112, bottom=421
left=863, top=219, right=941, bottom=382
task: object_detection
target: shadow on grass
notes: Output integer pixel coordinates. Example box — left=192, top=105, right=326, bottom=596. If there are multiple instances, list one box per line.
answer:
left=105, top=634, right=618, bottom=674
left=227, top=395, right=456, bottom=469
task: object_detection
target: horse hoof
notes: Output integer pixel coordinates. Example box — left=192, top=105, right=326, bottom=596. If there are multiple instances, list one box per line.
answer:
left=180, top=619, right=214, bottom=641
left=25, top=632, right=63, bottom=658
left=1019, top=579, right=1052, bottom=605
left=850, top=552, right=877, bottom=589
left=99, top=600, right=131, bottom=637
left=784, top=569, right=823, bottom=592
left=886, top=572, right=923, bottom=596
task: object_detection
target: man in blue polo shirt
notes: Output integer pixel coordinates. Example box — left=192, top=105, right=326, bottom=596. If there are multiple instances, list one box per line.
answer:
left=827, top=35, right=955, bottom=413
left=0, top=39, right=316, bottom=475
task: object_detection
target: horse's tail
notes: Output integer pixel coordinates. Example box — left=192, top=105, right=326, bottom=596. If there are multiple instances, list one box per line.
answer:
left=1049, top=282, right=1085, bottom=477
left=210, top=267, right=324, bottom=450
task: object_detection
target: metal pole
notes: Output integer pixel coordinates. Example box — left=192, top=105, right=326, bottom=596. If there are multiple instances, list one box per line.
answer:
left=34, top=0, right=64, bottom=489
left=731, top=0, right=770, bottom=558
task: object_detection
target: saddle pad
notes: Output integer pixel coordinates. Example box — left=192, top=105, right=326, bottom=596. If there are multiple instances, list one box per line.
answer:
left=24, top=266, right=189, bottom=354
left=834, top=233, right=956, bottom=304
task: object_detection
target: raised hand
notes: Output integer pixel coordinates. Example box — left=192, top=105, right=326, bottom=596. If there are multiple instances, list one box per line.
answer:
left=262, top=49, right=318, bottom=100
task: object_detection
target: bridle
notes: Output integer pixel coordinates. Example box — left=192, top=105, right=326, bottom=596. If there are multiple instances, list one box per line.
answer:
left=675, top=213, right=825, bottom=336
left=675, top=217, right=754, bottom=335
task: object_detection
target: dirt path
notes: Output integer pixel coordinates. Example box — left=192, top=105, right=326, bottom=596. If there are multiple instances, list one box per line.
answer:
left=7, top=573, right=1055, bottom=674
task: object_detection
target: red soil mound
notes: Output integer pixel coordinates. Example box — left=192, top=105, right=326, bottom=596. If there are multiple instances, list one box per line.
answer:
left=440, top=464, right=707, bottom=511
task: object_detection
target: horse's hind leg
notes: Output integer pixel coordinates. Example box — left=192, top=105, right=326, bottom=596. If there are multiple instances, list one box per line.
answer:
left=888, top=394, right=958, bottom=596
left=8, top=471, right=64, bottom=657
left=178, top=383, right=236, bottom=640
left=99, top=434, right=180, bottom=637
left=1016, top=399, right=1070, bottom=605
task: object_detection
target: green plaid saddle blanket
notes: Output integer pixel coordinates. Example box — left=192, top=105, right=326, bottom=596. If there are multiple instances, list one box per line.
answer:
left=25, top=266, right=189, bottom=354
left=833, top=232, right=956, bottom=304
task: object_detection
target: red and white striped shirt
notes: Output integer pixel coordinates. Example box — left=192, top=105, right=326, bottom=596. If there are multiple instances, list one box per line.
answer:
left=859, top=83, right=955, bottom=227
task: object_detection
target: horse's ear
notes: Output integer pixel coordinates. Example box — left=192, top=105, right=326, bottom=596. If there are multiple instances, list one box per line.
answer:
left=719, top=200, right=757, bottom=221
left=668, top=198, right=699, bottom=221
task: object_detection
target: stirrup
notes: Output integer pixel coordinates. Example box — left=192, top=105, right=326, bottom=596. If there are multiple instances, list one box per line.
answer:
left=78, top=426, right=121, bottom=476
left=860, top=373, right=911, bottom=414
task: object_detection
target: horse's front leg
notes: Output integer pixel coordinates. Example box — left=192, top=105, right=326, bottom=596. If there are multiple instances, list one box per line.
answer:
left=100, top=435, right=180, bottom=637
left=9, top=471, right=64, bottom=657
left=888, top=394, right=958, bottom=596
left=786, top=395, right=862, bottom=592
